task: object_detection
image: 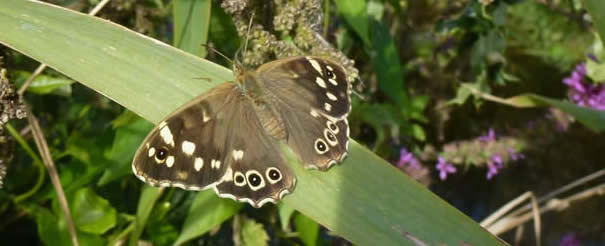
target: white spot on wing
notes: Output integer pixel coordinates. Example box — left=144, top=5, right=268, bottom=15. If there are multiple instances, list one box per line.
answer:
left=148, top=147, right=156, bottom=157
left=160, top=127, right=174, bottom=146
left=328, top=78, right=338, bottom=86
left=202, top=109, right=210, bottom=123
left=315, top=77, right=327, bottom=88
left=194, top=157, right=204, bottom=171
left=232, top=150, right=244, bottom=161
left=326, top=65, right=334, bottom=71
left=306, top=57, right=323, bottom=75
left=324, top=103, right=332, bottom=112
left=326, top=92, right=337, bottom=101
left=221, top=167, right=233, bottom=182
left=182, top=141, right=196, bottom=156
left=211, top=159, right=221, bottom=169
left=310, top=110, right=319, bottom=118
left=159, top=121, right=167, bottom=129
left=166, top=156, right=175, bottom=167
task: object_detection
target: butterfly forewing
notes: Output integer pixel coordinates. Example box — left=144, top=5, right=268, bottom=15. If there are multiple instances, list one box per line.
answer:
left=253, top=57, right=352, bottom=170
left=132, top=83, right=295, bottom=207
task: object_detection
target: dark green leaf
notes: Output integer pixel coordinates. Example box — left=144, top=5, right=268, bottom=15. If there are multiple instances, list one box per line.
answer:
left=584, top=0, right=605, bottom=42
left=12, top=70, right=74, bottom=95
left=130, top=186, right=163, bottom=246
left=240, top=217, right=269, bottom=246
left=98, top=118, right=153, bottom=186
left=173, top=190, right=243, bottom=245
left=70, top=188, right=117, bottom=234
left=35, top=206, right=106, bottom=246
left=294, top=213, right=319, bottom=246
left=334, top=0, right=371, bottom=45
left=278, top=203, right=296, bottom=231
left=370, top=19, right=406, bottom=107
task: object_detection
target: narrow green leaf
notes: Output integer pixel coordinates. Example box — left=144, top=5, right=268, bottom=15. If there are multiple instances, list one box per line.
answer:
left=278, top=203, right=296, bottom=231
left=70, top=188, right=117, bottom=234
left=334, top=0, right=371, bottom=45
left=173, top=190, right=243, bottom=245
left=293, top=213, right=319, bottom=246
left=584, top=0, right=605, bottom=42
left=0, top=2, right=506, bottom=245
left=369, top=19, right=405, bottom=107
left=174, top=0, right=211, bottom=57
left=525, top=94, right=605, bottom=132
left=12, top=70, right=74, bottom=95
left=130, top=186, right=163, bottom=246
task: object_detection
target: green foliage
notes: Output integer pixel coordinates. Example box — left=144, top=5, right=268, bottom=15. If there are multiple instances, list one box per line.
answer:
left=0, top=0, right=604, bottom=245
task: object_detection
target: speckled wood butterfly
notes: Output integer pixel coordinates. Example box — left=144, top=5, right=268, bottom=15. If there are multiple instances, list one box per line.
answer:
left=132, top=56, right=351, bottom=207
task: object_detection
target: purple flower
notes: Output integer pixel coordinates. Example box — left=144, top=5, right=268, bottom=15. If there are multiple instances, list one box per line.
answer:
left=486, top=162, right=499, bottom=180
left=559, top=233, right=580, bottom=246
left=508, top=148, right=525, bottom=161
left=397, top=148, right=413, bottom=168
left=563, top=62, right=605, bottom=111
left=491, top=154, right=503, bottom=168
left=478, top=128, right=497, bottom=142
left=435, top=157, right=456, bottom=180
left=397, top=148, right=422, bottom=169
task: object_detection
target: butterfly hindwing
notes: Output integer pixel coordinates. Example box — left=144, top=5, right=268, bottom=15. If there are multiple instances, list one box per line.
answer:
left=253, top=57, right=352, bottom=170
left=132, top=83, right=295, bottom=207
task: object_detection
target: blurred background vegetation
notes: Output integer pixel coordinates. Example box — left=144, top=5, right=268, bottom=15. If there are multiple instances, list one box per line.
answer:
left=0, top=0, right=604, bottom=245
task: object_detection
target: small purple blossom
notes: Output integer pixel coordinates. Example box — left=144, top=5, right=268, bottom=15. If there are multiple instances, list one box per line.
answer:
left=559, top=233, right=580, bottom=246
left=508, top=148, right=525, bottom=161
left=486, top=162, right=499, bottom=180
left=397, top=148, right=422, bottom=169
left=491, top=154, right=503, bottom=168
left=478, top=128, right=497, bottom=142
left=563, top=62, right=605, bottom=110
left=435, top=157, right=456, bottom=180
left=397, top=148, right=413, bottom=168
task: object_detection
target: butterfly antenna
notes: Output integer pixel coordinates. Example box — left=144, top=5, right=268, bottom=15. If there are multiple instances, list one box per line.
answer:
left=201, top=43, right=234, bottom=65
left=242, top=12, right=255, bottom=65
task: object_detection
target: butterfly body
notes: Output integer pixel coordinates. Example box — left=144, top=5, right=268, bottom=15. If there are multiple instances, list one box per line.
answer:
left=132, top=56, right=351, bottom=207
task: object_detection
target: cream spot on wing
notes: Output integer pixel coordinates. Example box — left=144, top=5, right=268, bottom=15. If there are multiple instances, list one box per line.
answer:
left=306, top=57, right=323, bottom=75
left=326, top=65, right=334, bottom=71
left=181, top=141, right=196, bottom=156
left=148, top=147, right=156, bottom=157
left=160, top=127, right=174, bottom=146
left=221, top=167, right=233, bottom=182
left=328, top=78, right=338, bottom=86
left=202, top=108, right=210, bottom=123
left=232, top=150, right=244, bottom=161
left=166, top=156, right=175, bottom=167
left=159, top=121, right=167, bottom=129
left=177, top=171, right=188, bottom=180
left=315, top=77, right=327, bottom=88
left=194, top=157, right=204, bottom=171
left=211, top=159, right=221, bottom=169
left=310, top=109, right=319, bottom=118
left=326, top=92, right=337, bottom=101
left=324, top=103, right=332, bottom=112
